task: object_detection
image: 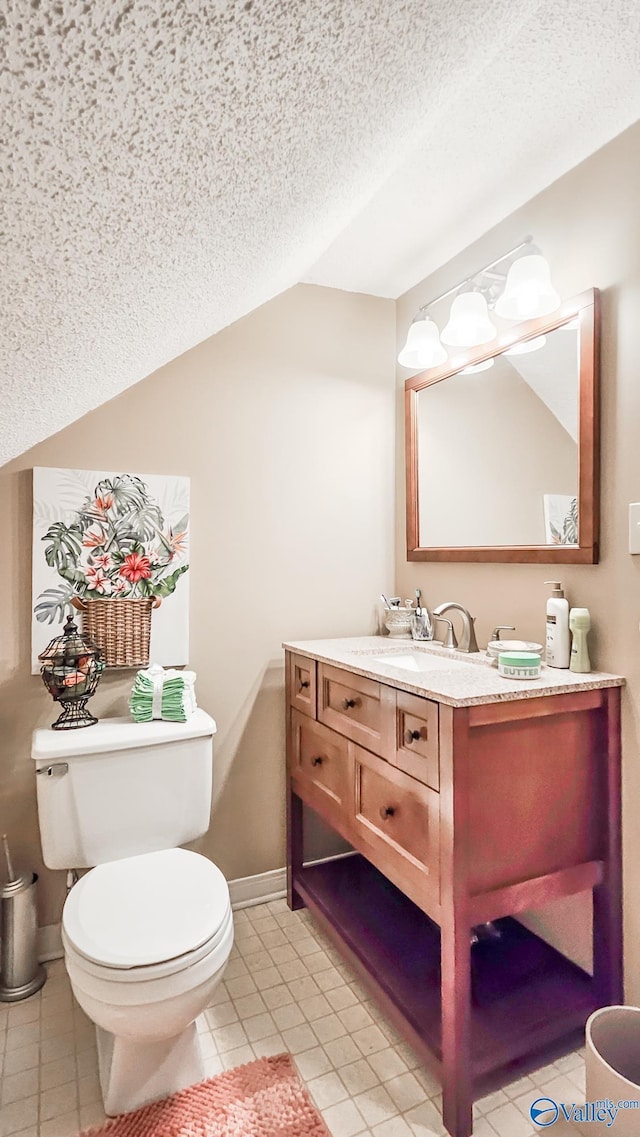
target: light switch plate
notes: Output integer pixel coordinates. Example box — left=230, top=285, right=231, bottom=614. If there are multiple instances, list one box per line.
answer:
left=629, top=503, right=640, bottom=553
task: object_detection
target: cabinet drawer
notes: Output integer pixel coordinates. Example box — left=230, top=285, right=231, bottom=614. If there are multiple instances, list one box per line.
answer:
left=353, top=744, right=440, bottom=914
left=318, top=663, right=395, bottom=757
left=290, top=709, right=351, bottom=824
left=289, top=653, right=317, bottom=719
left=395, top=691, right=439, bottom=790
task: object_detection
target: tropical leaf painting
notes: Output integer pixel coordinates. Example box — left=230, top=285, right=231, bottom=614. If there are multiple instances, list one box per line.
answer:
left=32, top=468, right=190, bottom=673
left=34, top=584, right=74, bottom=625
left=543, top=494, right=579, bottom=546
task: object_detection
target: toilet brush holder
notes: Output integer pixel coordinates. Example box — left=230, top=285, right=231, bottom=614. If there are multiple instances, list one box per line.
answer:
left=0, top=836, right=46, bottom=1001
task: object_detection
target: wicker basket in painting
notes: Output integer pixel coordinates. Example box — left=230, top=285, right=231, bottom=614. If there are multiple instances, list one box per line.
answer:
left=72, top=597, right=161, bottom=668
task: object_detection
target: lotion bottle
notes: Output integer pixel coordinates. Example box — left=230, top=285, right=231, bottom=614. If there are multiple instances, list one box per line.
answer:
left=544, top=581, right=570, bottom=668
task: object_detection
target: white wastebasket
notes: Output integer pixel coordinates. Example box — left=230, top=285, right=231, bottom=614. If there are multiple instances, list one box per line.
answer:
left=585, top=1006, right=640, bottom=1136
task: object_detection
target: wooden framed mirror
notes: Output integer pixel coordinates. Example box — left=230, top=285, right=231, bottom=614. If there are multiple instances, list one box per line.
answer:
left=405, top=288, right=599, bottom=563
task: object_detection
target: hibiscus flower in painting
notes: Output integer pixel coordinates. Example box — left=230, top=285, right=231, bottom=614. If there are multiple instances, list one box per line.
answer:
left=120, top=553, right=152, bottom=584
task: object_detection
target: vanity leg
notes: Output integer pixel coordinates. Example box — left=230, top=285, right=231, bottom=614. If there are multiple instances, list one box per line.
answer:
left=439, top=704, right=473, bottom=1137
left=593, top=687, right=623, bottom=1005
left=441, top=914, right=473, bottom=1137
left=286, top=783, right=305, bottom=911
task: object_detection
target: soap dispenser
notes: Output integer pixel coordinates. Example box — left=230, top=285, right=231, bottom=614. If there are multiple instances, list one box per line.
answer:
left=544, top=581, right=570, bottom=668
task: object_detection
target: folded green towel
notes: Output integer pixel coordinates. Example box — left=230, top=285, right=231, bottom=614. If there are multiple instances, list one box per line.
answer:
left=129, top=665, right=197, bottom=723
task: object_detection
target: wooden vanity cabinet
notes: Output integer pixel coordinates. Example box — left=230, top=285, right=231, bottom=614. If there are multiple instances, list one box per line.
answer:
left=285, top=652, right=622, bottom=1137
left=318, top=662, right=396, bottom=756
left=289, top=652, right=317, bottom=718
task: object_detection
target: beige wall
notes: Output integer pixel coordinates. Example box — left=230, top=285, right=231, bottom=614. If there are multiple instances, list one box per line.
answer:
left=396, top=119, right=640, bottom=995
left=0, top=283, right=396, bottom=929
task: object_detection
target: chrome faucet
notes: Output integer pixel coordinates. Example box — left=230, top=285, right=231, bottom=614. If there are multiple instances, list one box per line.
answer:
left=431, top=601, right=479, bottom=653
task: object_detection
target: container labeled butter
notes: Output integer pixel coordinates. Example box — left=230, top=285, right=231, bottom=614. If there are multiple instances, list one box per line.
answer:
left=498, top=650, right=542, bottom=680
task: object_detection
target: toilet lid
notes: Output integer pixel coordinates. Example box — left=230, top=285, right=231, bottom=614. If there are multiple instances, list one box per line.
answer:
left=62, top=848, right=230, bottom=969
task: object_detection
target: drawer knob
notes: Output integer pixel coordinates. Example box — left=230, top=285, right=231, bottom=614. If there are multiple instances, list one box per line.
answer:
left=380, top=805, right=396, bottom=820
left=404, top=728, right=422, bottom=745
left=311, top=755, right=324, bottom=767
left=342, top=697, right=359, bottom=710
left=299, top=679, right=310, bottom=689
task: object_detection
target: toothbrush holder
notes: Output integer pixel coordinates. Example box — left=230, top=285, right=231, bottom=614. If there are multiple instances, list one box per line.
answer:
left=411, top=611, right=434, bottom=640
left=383, top=607, right=414, bottom=639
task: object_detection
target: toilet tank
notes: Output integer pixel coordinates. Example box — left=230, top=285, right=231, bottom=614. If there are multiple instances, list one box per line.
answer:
left=31, top=710, right=216, bottom=869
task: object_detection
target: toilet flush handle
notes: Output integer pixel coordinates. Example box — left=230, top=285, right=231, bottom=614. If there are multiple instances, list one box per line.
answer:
left=36, top=762, right=69, bottom=777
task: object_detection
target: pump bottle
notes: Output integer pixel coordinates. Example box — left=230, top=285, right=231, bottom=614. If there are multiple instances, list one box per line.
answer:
left=544, top=581, right=570, bottom=668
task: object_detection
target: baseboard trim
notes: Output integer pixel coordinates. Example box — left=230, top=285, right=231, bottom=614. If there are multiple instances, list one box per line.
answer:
left=228, top=866, right=287, bottom=910
left=37, top=852, right=357, bottom=961
left=228, top=851, right=357, bottom=910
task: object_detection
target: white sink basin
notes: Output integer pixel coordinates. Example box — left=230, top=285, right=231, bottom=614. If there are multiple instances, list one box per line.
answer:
left=367, top=651, right=466, bottom=672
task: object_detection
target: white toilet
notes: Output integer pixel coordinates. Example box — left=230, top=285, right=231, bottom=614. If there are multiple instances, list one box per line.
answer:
left=31, top=710, right=233, bottom=1117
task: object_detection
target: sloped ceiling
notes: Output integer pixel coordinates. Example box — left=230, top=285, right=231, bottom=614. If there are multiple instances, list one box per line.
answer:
left=2, top=0, right=640, bottom=465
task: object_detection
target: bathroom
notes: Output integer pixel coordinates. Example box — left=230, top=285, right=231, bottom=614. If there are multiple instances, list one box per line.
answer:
left=2, top=8, right=640, bottom=1137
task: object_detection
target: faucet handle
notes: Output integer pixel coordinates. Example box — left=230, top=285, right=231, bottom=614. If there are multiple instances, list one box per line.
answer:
left=433, top=615, right=458, bottom=649
left=490, top=625, right=515, bottom=643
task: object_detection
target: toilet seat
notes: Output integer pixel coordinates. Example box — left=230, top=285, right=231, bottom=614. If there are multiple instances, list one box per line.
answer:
left=63, top=903, right=233, bottom=982
left=63, top=848, right=230, bottom=972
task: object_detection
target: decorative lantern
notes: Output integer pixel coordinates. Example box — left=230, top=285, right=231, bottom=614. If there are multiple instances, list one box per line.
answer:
left=38, top=615, right=104, bottom=730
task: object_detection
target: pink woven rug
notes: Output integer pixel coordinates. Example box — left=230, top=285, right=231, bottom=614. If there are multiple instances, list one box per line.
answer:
left=79, top=1054, right=330, bottom=1137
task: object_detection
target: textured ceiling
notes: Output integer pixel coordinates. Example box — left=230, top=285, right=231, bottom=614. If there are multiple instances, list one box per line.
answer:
left=304, top=0, right=640, bottom=297
left=2, top=0, right=640, bottom=464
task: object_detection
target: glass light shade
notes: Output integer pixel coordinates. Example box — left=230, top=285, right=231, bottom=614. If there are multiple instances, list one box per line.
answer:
left=397, top=318, right=448, bottom=370
left=503, top=334, right=547, bottom=356
left=494, top=254, right=561, bottom=320
left=441, top=293, right=497, bottom=347
left=461, top=358, right=494, bottom=374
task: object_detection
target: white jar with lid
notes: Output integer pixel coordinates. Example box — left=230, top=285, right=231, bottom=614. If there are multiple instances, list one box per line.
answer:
left=497, top=651, right=542, bottom=680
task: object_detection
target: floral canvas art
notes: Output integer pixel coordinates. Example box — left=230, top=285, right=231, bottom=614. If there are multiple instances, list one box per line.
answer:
left=32, top=468, right=190, bottom=673
left=543, top=493, right=578, bottom=546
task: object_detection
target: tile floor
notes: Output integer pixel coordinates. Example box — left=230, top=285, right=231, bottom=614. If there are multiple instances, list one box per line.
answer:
left=0, top=898, right=586, bottom=1137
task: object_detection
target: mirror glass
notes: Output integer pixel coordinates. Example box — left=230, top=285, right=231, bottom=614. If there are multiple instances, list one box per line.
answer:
left=417, top=323, right=579, bottom=547
left=405, top=290, right=599, bottom=563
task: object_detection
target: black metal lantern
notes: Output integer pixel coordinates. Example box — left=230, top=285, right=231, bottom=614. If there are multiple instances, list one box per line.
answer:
left=38, top=615, right=104, bottom=730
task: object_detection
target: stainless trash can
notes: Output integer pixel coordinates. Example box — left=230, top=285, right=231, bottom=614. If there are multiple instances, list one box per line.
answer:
left=0, top=871, right=47, bottom=1001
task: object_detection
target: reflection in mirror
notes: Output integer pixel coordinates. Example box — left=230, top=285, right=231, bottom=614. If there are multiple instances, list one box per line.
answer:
left=417, top=323, right=579, bottom=548
left=405, top=290, right=599, bottom=563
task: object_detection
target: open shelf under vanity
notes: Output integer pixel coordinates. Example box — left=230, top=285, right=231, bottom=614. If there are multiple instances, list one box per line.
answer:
left=295, top=852, right=598, bottom=1082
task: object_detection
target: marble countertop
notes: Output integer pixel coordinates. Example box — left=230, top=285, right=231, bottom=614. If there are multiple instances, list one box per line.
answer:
left=282, top=636, right=625, bottom=708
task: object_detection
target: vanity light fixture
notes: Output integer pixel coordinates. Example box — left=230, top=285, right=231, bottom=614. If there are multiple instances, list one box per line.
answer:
left=397, top=236, right=561, bottom=371
left=397, top=315, right=448, bottom=369
left=441, top=292, right=496, bottom=347
left=494, top=254, right=561, bottom=320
